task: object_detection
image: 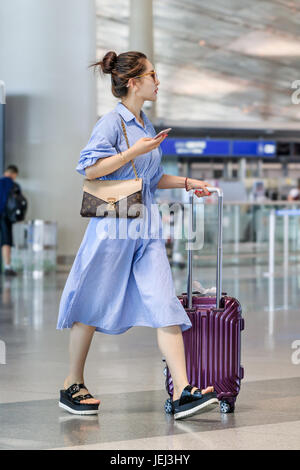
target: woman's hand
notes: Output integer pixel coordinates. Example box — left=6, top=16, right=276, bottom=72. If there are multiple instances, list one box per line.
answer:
left=186, top=178, right=211, bottom=198
left=128, top=134, right=167, bottom=160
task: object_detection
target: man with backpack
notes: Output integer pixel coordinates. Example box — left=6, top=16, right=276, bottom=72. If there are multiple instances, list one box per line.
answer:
left=0, top=165, right=26, bottom=276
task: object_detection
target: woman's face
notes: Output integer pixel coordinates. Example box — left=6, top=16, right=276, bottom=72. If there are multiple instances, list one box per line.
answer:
left=129, top=59, right=160, bottom=102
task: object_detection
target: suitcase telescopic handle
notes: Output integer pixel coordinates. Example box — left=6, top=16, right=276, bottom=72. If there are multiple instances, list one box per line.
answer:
left=187, top=186, right=223, bottom=309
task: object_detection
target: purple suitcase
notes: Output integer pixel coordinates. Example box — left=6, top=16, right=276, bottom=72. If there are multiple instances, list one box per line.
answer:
left=163, top=187, right=245, bottom=414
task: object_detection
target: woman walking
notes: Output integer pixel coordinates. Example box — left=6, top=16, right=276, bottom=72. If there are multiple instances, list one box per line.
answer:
left=57, top=50, right=218, bottom=420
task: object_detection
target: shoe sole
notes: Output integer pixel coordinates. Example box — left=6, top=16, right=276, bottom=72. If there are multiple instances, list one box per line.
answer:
left=58, top=401, right=99, bottom=416
left=174, top=397, right=219, bottom=420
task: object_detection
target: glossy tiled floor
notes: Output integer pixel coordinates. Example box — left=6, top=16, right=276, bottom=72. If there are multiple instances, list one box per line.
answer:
left=0, top=262, right=299, bottom=450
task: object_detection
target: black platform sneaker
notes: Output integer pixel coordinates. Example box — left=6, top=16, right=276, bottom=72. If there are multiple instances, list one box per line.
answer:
left=59, top=383, right=100, bottom=415
left=172, top=385, right=219, bottom=420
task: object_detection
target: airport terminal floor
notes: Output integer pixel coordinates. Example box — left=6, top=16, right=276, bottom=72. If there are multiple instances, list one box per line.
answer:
left=0, top=262, right=299, bottom=451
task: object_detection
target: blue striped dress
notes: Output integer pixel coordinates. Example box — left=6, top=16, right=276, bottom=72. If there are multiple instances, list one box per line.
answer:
left=56, top=101, right=192, bottom=335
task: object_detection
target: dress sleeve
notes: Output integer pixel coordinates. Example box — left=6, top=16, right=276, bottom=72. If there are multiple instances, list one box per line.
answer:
left=150, top=163, right=164, bottom=193
left=76, top=115, right=118, bottom=176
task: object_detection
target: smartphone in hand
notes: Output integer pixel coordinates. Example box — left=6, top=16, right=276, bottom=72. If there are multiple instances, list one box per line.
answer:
left=153, top=128, right=172, bottom=139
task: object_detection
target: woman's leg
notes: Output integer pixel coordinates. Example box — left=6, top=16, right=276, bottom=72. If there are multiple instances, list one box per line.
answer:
left=63, top=322, right=100, bottom=405
left=157, top=325, right=213, bottom=401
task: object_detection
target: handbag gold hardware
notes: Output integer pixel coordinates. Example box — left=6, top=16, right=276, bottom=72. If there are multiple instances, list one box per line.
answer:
left=107, top=197, right=116, bottom=211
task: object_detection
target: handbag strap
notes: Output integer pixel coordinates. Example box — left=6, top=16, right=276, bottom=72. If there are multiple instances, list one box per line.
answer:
left=120, top=118, right=139, bottom=181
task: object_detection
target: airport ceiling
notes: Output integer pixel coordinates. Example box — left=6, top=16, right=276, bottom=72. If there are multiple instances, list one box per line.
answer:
left=95, top=0, right=300, bottom=128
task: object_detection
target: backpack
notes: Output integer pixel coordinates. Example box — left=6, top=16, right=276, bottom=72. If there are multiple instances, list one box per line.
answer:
left=5, top=182, right=28, bottom=223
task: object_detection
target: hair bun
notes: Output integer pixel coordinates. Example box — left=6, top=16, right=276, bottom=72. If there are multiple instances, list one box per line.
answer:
left=101, top=51, right=118, bottom=74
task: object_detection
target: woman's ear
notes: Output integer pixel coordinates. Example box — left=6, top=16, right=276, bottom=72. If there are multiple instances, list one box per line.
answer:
left=126, top=78, right=133, bottom=88
left=126, top=77, right=138, bottom=90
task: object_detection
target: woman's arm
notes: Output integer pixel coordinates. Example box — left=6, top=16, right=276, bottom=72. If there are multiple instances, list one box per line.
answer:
left=85, top=135, right=167, bottom=180
left=85, top=148, right=134, bottom=180
left=157, top=174, right=211, bottom=196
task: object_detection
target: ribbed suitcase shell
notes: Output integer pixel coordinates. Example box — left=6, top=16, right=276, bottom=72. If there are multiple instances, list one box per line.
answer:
left=165, top=294, right=244, bottom=408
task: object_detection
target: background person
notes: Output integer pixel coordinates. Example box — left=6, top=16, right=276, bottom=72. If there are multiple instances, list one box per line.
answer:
left=0, top=165, right=20, bottom=276
left=288, top=178, right=300, bottom=201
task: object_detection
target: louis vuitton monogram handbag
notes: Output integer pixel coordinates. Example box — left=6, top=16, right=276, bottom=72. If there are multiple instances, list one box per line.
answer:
left=80, top=117, right=143, bottom=218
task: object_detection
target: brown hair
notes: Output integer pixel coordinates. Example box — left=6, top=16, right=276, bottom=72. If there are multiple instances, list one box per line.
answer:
left=89, top=51, right=147, bottom=98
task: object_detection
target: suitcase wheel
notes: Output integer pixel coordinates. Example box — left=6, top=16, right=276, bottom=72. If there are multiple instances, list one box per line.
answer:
left=164, top=398, right=173, bottom=414
left=220, top=400, right=235, bottom=414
